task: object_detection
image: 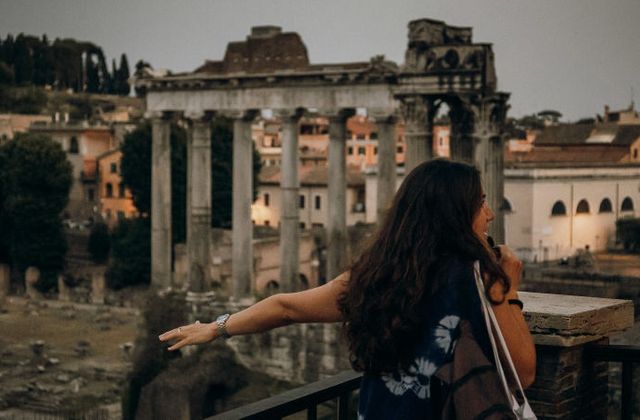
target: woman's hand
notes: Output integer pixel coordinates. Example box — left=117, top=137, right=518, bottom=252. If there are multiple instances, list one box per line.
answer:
left=496, top=245, right=522, bottom=297
left=158, top=321, right=218, bottom=351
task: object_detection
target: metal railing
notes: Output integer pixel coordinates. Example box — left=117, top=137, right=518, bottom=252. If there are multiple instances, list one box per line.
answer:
left=587, top=344, right=640, bottom=420
left=207, top=370, right=362, bottom=420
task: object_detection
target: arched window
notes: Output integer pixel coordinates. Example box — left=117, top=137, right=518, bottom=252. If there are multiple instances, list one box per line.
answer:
left=551, top=200, right=567, bottom=216
left=598, top=198, right=613, bottom=213
left=119, top=183, right=126, bottom=198
left=576, top=199, right=590, bottom=214
left=69, top=136, right=79, bottom=154
left=265, top=280, right=279, bottom=296
left=621, top=197, right=634, bottom=212
left=501, top=198, right=513, bottom=213
left=106, top=183, right=113, bottom=198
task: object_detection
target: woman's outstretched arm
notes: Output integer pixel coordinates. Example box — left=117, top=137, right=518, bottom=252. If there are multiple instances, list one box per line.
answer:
left=159, top=272, right=349, bottom=351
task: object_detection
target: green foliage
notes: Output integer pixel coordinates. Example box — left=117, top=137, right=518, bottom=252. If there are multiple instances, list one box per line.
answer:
left=88, top=222, right=111, bottom=263
left=106, top=218, right=151, bottom=289
left=0, top=33, right=130, bottom=95
left=0, top=86, right=47, bottom=114
left=122, top=289, right=186, bottom=420
left=616, top=218, right=640, bottom=252
left=0, top=133, right=72, bottom=291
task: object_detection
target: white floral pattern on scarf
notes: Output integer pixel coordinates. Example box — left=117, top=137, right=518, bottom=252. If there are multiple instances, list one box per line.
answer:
left=380, top=314, right=460, bottom=400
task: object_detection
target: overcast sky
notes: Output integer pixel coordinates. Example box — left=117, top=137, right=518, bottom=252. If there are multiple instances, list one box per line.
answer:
left=1, top=0, right=639, bottom=120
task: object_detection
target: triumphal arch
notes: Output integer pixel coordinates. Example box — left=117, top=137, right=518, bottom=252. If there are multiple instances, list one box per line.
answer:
left=135, top=19, right=509, bottom=299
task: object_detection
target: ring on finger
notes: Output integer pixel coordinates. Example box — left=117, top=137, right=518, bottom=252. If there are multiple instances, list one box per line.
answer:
left=178, top=327, right=183, bottom=333
left=195, top=320, right=200, bottom=324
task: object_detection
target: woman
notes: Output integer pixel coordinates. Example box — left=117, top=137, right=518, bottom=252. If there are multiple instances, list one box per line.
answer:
left=159, top=159, right=536, bottom=418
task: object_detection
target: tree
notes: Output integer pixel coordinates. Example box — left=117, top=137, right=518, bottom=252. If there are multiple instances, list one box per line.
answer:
left=88, top=222, right=110, bottom=263
left=107, top=218, right=151, bottom=289
left=117, top=53, right=130, bottom=95
left=0, top=133, right=73, bottom=291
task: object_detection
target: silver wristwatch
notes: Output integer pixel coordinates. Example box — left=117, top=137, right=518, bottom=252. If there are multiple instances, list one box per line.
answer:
left=215, top=313, right=231, bottom=339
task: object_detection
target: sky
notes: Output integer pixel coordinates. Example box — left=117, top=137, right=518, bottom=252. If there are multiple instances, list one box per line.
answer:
left=1, top=0, right=639, bottom=121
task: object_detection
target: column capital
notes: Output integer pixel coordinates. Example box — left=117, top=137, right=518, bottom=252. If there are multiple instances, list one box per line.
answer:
left=273, top=108, right=305, bottom=122
left=144, top=110, right=174, bottom=120
left=322, top=108, right=356, bottom=123
left=183, top=109, right=214, bottom=122
left=219, top=109, right=259, bottom=121
left=368, top=109, right=399, bottom=124
left=398, top=96, right=436, bottom=126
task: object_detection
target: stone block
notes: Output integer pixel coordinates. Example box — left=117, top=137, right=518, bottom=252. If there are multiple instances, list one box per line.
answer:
left=25, top=266, right=42, bottom=299
left=0, top=263, right=9, bottom=299
left=57, top=274, right=71, bottom=302
left=91, top=268, right=106, bottom=304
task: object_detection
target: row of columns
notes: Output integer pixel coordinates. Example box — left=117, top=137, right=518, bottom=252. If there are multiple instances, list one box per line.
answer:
left=148, top=108, right=400, bottom=298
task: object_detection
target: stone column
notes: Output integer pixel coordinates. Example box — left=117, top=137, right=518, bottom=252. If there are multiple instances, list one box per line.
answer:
left=57, top=274, right=70, bottom=302
left=276, top=109, right=304, bottom=292
left=399, top=96, right=434, bottom=174
left=521, top=292, right=634, bottom=419
left=231, top=110, right=258, bottom=300
left=468, top=95, right=509, bottom=243
left=449, top=101, right=475, bottom=164
left=91, top=267, right=106, bottom=304
left=325, top=109, right=355, bottom=281
left=150, top=112, right=173, bottom=289
left=371, top=112, right=397, bottom=224
left=185, top=111, right=212, bottom=294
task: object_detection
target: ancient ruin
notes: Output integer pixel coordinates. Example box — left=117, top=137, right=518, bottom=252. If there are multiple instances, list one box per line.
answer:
left=136, top=18, right=511, bottom=300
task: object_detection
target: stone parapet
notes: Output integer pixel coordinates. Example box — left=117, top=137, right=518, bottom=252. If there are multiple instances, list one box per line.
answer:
left=521, top=291, right=634, bottom=347
left=521, top=292, right=634, bottom=419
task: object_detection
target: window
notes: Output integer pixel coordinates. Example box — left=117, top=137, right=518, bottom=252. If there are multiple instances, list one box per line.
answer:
left=315, top=195, right=321, bottom=210
left=370, top=132, right=378, bottom=140
left=264, top=220, right=270, bottom=226
left=621, top=197, right=634, bottom=212
left=299, top=222, right=306, bottom=229
left=110, top=163, right=117, bottom=174
left=598, top=198, right=613, bottom=213
left=347, top=146, right=353, bottom=155
left=551, top=200, right=567, bottom=216
left=397, top=146, right=403, bottom=153
left=299, top=195, right=305, bottom=209
left=634, top=149, right=638, bottom=159
left=106, top=183, right=113, bottom=198
left=501, top=198, right=513, bottom=213
left=69, top=136, right=79, bottom=154
left=576, top=199, right=590, bottom=214
left=374, top=147, right=378, bottom=155
left=119, top=183, right=126, bottom=198
left=87, top=188, right=95, bottom=202
left=358, top=147, right=366, bottom=155
left=264, top=193, right=270, bottom=207
left=117, top=211, right=125, bottom=220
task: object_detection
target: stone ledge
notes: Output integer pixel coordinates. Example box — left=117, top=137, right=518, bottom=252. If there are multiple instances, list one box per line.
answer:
left=520, top=292, right=634, bottom=347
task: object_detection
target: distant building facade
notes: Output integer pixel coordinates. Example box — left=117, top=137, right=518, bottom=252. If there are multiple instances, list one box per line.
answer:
left=253, top=165, right=366, bottom=228
left=504, top=116, right=640, bottom=261
left=96, top=149, right=138, bottom=227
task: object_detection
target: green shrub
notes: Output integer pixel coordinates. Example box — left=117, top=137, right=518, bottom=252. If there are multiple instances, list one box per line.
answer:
left=106, top=217, right=150, bottom=289
left=88, top=222, right=110, bottom=263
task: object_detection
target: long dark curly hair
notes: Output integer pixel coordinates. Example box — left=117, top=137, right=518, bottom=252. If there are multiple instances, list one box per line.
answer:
left=337, top=159, right=510, bottom=375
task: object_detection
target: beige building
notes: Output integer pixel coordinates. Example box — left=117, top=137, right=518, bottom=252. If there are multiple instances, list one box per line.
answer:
left=504, top=121, right=640, bottom=261
left=253, top=165, right=366, bottom=228
left=0, top=113, right=52, bottom=142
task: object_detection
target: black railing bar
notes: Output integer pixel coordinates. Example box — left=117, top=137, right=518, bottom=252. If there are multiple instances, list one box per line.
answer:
left=208, top=370, right=362, bottom=420
left=338, top=392, right=349, bottom=420
left=307, top=404, right=317, bottom=420
left=621, top=361, right=633, bottom=420
left=585, top=344, right=640, bottom=362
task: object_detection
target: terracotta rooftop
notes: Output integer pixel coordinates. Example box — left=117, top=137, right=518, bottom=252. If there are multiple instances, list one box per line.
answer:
left=259, top=165, right=364, bottom=187
left=505, top=145, right=630, bottom=167
left=534, top=123, right=640, bottom=146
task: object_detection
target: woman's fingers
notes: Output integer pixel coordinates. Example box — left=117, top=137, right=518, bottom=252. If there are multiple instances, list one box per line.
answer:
left=168, top=337, right=190, bottom=351
left=159, top=322, right=216, bottom=349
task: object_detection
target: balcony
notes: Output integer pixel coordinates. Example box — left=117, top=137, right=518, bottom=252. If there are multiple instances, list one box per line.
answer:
left=205, top=292, right=637, bottom=419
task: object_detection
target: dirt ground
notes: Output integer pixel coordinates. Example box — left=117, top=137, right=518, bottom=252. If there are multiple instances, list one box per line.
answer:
left=0, top=297, right=140, bottom=417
